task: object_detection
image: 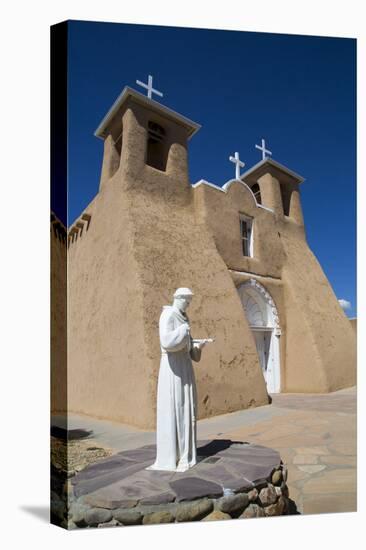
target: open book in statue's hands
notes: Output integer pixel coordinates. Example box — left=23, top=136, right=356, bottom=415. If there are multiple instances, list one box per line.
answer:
left=192, top=338, right=215, bottom=349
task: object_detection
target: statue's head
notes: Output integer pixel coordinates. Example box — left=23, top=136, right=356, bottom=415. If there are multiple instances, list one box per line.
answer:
left=173, top=287, right=194, bottom=312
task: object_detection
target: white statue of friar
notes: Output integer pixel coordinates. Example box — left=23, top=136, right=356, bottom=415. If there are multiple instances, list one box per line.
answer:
left=147, top=288, right=214, bottom=472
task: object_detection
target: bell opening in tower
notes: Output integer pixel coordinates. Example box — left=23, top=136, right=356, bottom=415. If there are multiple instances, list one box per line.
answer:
left=280, top=184, right=291, bottom=216
left=146, top=120, right=168, bottom=172
left=251, top=183, right=262, bottom=204
left=108, top=124, right=123, bottom=179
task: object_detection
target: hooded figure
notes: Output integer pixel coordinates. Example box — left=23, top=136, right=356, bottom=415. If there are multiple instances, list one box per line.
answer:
left=147, top=288, right=206, bottom=472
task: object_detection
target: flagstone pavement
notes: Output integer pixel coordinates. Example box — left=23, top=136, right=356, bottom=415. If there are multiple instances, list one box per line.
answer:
left=52, top=386, right=356, bottom=516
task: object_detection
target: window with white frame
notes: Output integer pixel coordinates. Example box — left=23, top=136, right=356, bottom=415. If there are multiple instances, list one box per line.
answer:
left=240, top=215, right=254, bottom=257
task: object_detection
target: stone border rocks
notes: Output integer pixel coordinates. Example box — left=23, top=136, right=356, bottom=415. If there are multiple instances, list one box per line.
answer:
left=51, top=441, right=296, bottom=529
left=62, top=463, right=291, bottom=528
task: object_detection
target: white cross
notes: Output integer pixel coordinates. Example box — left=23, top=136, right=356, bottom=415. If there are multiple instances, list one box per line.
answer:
left=136, top=74, right=163, bottom=100
left=255, top=138, right=272, bottom=160
left=229, top=151, right=245, bottom=180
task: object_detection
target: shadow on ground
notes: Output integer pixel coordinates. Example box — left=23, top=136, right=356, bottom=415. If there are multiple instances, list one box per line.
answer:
left=51, top=426, right=93, bottom=440
left=20, top=505, right=50, bottom=523
left=197, top=439, right=249, bottom=457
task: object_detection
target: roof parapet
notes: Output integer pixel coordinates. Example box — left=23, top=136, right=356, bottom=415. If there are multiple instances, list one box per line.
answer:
left=94, top=86, right=201, bottom=141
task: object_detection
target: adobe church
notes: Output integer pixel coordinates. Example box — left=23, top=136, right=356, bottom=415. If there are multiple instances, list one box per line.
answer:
left=53, top=82, right=356, bottom=429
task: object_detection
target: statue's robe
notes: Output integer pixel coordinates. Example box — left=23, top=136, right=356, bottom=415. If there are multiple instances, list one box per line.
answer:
left=147, top=305, right=200, bottom=472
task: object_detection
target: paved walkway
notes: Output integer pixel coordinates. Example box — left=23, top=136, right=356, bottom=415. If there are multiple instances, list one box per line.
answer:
left=52, top=386, right=356, bottom=515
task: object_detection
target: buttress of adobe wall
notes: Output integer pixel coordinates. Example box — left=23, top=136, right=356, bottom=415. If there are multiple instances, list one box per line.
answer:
left=281, top=232, right=356, bottom=392
left=67, top=175, right=155, bottom=428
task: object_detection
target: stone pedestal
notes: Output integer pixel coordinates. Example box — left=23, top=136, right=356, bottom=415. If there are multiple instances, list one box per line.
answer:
left=55, top=440, right=294, bottom=528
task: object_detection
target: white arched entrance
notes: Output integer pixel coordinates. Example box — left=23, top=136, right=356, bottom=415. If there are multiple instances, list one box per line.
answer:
left=238, top=279, right=281, bottom=394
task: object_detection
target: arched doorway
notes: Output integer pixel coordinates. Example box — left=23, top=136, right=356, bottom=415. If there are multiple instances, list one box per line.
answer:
left=238, top=279, right=281, bottom=394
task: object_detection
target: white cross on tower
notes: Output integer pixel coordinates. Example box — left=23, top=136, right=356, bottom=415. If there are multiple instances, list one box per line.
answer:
left=255, top=138, right=272, bottom=160
left=229, top=151, right=245, bottom=180
left=136, top=74, right=163, bottom=100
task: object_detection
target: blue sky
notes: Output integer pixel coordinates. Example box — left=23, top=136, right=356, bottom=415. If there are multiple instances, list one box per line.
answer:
left=62, top=20, right=356, bottom=317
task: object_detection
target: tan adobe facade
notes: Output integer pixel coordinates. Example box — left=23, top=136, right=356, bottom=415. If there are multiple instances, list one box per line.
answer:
left=59, top=87, right=356, bottom=429
left=51, top=214, right=67, bottom=413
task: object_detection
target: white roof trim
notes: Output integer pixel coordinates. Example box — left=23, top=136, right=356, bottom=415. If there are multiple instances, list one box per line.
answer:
left=257, top=204, right=274, bottom=213
left=240, top=157, right=305, bottom=184
left=192, top=178, right=274, bottom=213
left=94, top=86, right=201, bottom=140
left=222, top=178, right=251, bottom=193
left=192, top=179, right=225, bottom=192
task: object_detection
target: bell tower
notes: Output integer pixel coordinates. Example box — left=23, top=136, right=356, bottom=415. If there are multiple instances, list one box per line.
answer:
left=94, top=84, right=201, bottom=192
left=241, top=158, right=305, bottom=225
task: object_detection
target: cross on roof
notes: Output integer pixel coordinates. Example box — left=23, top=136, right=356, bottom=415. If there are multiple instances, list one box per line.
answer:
left=255, top=138, right=272, bottom=161
left=229, top=151, right=245, bottom=180
left=136, top=74, right=163, bottom=100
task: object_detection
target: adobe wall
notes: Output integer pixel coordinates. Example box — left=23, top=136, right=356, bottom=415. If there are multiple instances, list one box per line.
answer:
left=67, top=177, right=155, bottom=427
left=126, top=189, right=270, bottom=427
left=66, top=106, right=269, bottom=428
left=194, top=178, right=356, bottom=393
left=349, top=318, right=357, bottom=336
left=51, top=214, right=67, bottom=412
left=281, top=233, right=356, bottom=392
left=66, top=99, right=355, bottom=429
left=193, top=179, right=288, bottom=277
